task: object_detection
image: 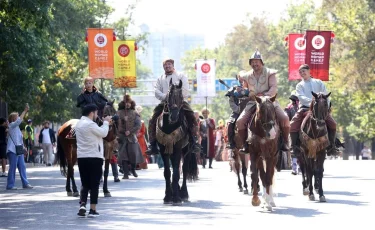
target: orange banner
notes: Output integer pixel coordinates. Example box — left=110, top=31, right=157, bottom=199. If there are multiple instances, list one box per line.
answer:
left=87, top=28, right=114, bottom=79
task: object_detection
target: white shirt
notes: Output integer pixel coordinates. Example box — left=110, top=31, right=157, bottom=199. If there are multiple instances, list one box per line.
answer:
left=361, top=148, right=372, bottom=159
left=76, top=116, right=109, bottom=159
left=42, top=129, right=51, bottom=144
left=154, top=71, right=189, bottom=101
left=296, top=77, right=330, bottom=108
left=7, top=117, right=23, bottom=154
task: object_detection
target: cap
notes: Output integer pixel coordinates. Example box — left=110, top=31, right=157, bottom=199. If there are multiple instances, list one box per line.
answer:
left=27, top=119, right=32, bottom=123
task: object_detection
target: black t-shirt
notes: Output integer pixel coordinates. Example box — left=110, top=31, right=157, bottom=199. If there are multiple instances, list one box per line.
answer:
left=0, top=126, right=7, bottom=146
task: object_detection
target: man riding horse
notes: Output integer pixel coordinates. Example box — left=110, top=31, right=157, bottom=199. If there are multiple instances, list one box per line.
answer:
left=290, top=64, right=339, bottom=157
left=146, top=59, right=201, bottom=155
left=235, top=50, right=290, bottom=153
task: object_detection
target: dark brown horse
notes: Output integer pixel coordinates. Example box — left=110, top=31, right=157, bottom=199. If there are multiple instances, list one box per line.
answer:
left=298, top=92, right=331, bottom=202
left=156, top=79, right=198, bottom=205
left=56, top=104, right=117, bottom=197
left=249, top=95, right=279, bottom=211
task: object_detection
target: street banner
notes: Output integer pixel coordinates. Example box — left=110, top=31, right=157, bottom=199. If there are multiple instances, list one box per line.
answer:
left=196, top=59, right=216, bottom=97
left=113, top=40, right=137, bottom=88
left=288, top=33, right=305, bottom=81
left=87, top=28, right=114, bottom=79
left=305, top=30, right=331, bottom=81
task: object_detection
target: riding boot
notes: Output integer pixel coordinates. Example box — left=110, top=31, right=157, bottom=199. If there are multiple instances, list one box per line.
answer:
left=290, top=132, right=300, bottom=158
left=189, top=126, right=202, bottom=154
left=326, top=128, right=339, bottom=156
left=227, top=122, right=236, bottom=149
left=130, top=164, right=138, bottom=177
left=122, top=161, right=129, bottom=179
left=145, top=140, right=159, bottom=155
left=238, top=129, right=249, bottom=154
left=209, top=158, right=213, bottom=168
left=280, top=125, right=290, bottom=151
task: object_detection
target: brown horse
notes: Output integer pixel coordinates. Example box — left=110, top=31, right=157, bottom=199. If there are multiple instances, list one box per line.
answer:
left=298, top=92, right=331, bottom=202
left=249, top=95, right=279, bottom=211
left=56, top=104, right=117, bottom=197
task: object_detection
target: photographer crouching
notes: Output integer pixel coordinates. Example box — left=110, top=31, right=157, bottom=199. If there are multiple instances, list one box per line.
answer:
left=76, top=104, right=112, bottom=218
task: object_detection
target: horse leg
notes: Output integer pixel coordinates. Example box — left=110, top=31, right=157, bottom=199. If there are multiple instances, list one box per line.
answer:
left=307, top=159, right=315, bottom=201
left=103, top=159, right=111, bottom=197
left=317, top=152, right=326, bottom=202
left=235, top=153, right=243, bottom=192
left=241, top=154, right=248, bottom=194
left=66, top=174, right=72, bottom=196
left=70, top=147, right=79, bottom=197
left=171, top=151, right=182, bottom=205
left=250, top=154, right=261, bottom=206
left=162, top=153, right=172, bottom=204
left=263, top=158, right=276, bottom=211
left=299, top=155, right=309, bottom=196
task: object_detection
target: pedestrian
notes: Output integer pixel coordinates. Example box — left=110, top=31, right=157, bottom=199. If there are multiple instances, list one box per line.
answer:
left=38, top=121, right=56, bottom=166
left=361, top=146, right=372, bottom=160
left=76, top=104, right=111, bottom=217
left=199, top=109, right=216, bottom=169
left=0, top=117, right=8, bottom=177
left=24, top=119, right=34, bottom=163
left=6, top=104, right=33, bottom=190
left=117, top=96, right=144, bottom=179
left=135, top=105, right=148, bottom=170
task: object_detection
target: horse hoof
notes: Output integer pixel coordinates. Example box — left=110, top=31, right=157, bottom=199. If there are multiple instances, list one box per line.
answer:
left=319, top=196, right=326, bottom=202
left=303, top=188, right=309, bottom=196
left=270, top=201, right=276, bottom=207
left=239, top=188, right=243, bottom=192
left=182, top=197, right=189, bottom=202
left=173, top=201, right=183, bottom=206
left=73, top=192, right=80, bottom=197
left=67, top=192, right=73, bottom=197
left=244, top=190, right=249, bottom=195
left=309, top=194, right=315, bottom=201
left=252, top=197, right=261, bottom=206
left=104, top=192, right=112, bottom=198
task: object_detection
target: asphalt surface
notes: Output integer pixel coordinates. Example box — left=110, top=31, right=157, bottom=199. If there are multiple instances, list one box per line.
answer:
left=0, top=160, right=373, bottom=230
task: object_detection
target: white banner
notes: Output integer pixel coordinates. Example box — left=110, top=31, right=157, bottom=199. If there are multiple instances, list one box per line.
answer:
left=196, top=59, right=216, bottom=97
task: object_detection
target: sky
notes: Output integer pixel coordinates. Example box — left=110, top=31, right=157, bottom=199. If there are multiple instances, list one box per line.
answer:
left=106, top=0, right=322, bottom=48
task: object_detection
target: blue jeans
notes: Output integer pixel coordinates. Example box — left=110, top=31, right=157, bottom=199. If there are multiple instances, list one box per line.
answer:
left=6, top=151, right=30, bottom=189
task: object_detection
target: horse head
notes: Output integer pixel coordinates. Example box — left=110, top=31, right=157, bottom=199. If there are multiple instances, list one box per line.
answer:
left=310, top=91, right=331, bottom=122
left=255, top=94, right=277, bottom=139
left=166, top=79, right=184, bottom=124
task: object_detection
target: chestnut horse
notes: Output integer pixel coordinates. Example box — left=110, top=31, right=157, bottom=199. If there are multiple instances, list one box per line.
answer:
left=56, top=105, right=117, bottom=197
left=249, top=95, right=279, bottom=211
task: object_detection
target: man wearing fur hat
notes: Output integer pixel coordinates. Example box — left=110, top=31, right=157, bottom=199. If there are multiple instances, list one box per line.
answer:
left=146, top=59, right=201, bottom=155
left=236, top=50, right=290, bottom=153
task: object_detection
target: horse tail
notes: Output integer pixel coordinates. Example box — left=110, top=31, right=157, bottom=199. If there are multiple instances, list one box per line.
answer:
left=56, top=136, right=67, bottom=177
left=184, top=146, right=198, bottom=182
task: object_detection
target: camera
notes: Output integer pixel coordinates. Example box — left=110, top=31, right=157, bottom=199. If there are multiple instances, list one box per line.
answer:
left=111, top=114, right=119, bottom=121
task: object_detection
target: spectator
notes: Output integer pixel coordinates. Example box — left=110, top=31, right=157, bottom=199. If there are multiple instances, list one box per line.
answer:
left=361, top=146, right=372, bottom=160
left=38, top=121, right=56, bottom=166
left=0, top=117, right=8, bottom=177
left=24, top=119, right=34, bottom=162
left=6, top=105, right=33, bottom=190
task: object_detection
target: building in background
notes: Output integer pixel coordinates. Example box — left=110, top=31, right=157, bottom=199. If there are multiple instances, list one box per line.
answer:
left=138, top=24, right=205, bottom=78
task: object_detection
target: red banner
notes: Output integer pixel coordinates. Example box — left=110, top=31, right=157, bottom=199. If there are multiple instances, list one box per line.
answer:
left=87, top=28, right=114, bottom=79
left=305, top=30, right=331, bottom=81
left=288, top=33, right=305, bottom=80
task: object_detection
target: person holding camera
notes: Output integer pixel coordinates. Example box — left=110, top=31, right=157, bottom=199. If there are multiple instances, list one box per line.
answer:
left=6, top=104, right=33, bottom=190
left=76, top=104, right=111, bottom=217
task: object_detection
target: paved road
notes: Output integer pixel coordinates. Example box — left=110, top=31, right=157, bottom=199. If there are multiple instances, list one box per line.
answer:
left=0, top=160, right=373, bottom=230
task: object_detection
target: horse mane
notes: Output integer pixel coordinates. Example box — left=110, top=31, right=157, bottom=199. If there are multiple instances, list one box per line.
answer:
left=166, top=86, right=184, bottom=108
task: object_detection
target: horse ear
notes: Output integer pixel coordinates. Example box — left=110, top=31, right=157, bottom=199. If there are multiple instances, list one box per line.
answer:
left=311, top=91, right=318, bottom=98
left=169, top=78, right=173, bottom=86
left=270, top=93, right=277, bottom=102
left=325, top=92, right=331, bottom=98
left=178, top=79, right=182, bottom=89
left=255, top=96, right=262, bottom=104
